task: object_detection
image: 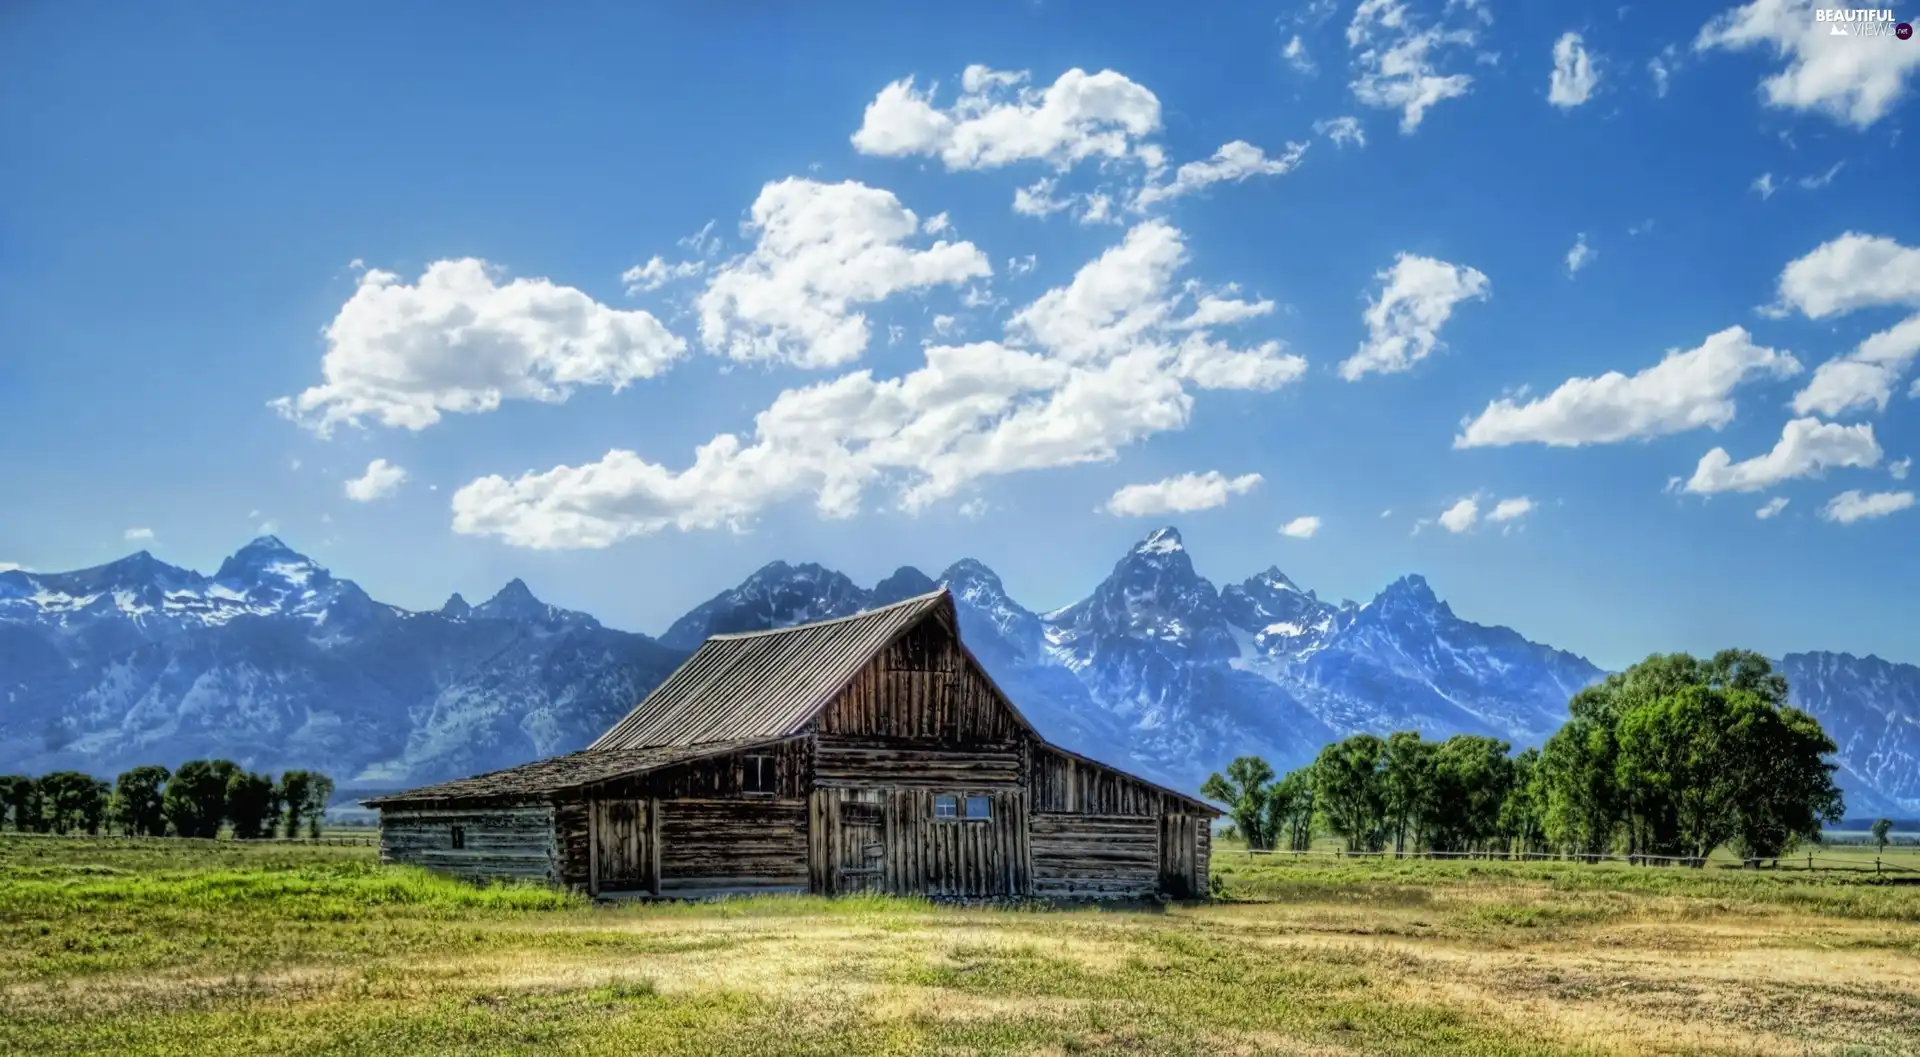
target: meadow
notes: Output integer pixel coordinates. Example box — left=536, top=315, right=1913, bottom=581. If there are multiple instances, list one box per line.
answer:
left=3, top=836, right=1919, bottom=1056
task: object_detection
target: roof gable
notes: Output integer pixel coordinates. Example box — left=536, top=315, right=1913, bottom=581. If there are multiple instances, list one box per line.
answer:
left=591, top=588, right=966, bottom=749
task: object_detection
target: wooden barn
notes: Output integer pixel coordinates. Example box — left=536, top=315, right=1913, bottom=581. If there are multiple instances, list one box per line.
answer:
left=366, top=588, right=1220, bottom=901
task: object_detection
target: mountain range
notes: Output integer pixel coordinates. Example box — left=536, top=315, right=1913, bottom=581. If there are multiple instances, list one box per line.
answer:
left=2, top=530, right=1916, bottom=814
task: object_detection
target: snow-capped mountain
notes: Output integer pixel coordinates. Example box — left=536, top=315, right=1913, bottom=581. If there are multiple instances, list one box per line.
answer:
left=2, top=530, right=1917, bottom=813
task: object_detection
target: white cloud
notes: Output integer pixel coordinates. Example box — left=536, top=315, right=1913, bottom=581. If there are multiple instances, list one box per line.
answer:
left=678, top=220, right=721, bottom=257
left=922, top=212, right=952, bottom=235
left=451, top=219, right=1308, bottom=548
left=123, top=527, right=154, bottom=541
left=1314, top=115, right=1367, bottom=147
left=1771, top=232, right=1920, bottom=320
left=1487, top=496, right=1535, bottom=522
left=851, top=66, right=1163, bottom=171
left=1008, top=254, right=1038, bottom=278
left=1756, top=496, right=1790, bottom=519
left=1798, top=161, right=1843, bottom=190
left=344, top=458, right=409, bottom=502
left=930, top=314, right=960, bottom=339
left=1132, top=140, right=1309, bottom=209
left=1628, top=218, right=1656, bottom=236
left=1649, top=44, right=1682, bottom=97
left=1685, top=416, right=1881, bottom=494
left=1279, top=515, right=1323, bottom=539
left=1791, top=313, right=1920, bottom=417
left=272, top=260, right=687, bottom=436
left=1285, top=35, right=1317, bottom=75
left=1820, top=488, right=1915, bottom=523
left=1380, top=508, right=1394, bottom=518
left=1455, top=326, right=1801, bottom=447
left=696, top=178, right=991, bottom=369
left=1012, top=177, right=1118, bottom=225
left=1438, top=497, right=1480, bottom=533
left=1891, top=456, right=1912, bottom=480
left=1339, top=252, right=1490, bottom=380
left=1347, top=0, right=1484, bottom=133
left=1695, top=0, right=1920, bottom=127
left=257, top=520, right=278, bottom=536
left=1101, top=470, right=1263, bottom=516
left=621, top=255, right=705, bottom=294
left=1751, top=172, right=1777, bottom=199
left=1565, top=233, right=1595, bottom=277
left=1548, top=32, right=1601, bottom=108
left=0, top=562, right=27, bottom=573
left=957, top=497, right=989, bottom=520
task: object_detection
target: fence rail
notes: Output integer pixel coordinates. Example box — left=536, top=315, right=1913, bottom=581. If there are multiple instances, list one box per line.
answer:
left=0, top=831, right=377, bottom=847
left=1231, top=846, right=1919, bottom=874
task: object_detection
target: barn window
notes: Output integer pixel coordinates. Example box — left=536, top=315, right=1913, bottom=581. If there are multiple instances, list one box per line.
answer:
left=743, top=755, right=775, bottom=796
left=965, top=795, right=993, bottom=820
left=450, top=825, right=466, bottom=850
left=934, top=794, right=959, bottom=818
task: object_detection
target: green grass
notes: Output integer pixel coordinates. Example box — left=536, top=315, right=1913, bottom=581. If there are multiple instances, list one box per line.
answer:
left=4, top=835, right=1919, bottom=1056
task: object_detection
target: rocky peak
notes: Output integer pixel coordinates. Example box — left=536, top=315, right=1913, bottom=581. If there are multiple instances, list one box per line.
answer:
left=439, top=593, right=472, bottom=620
left=659, top=560, right=869, bottom=649
left=871, top=566, right=938, bottom=606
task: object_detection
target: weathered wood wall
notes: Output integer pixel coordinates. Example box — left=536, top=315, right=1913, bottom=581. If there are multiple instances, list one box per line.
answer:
left=1029, top=813, right=1159, bottom=898
left=378, top=805, right=557, bottom=884
left=1158, top=811, right=1206, bottom=898
left=1029, top=745, right=1164, bottom=816
left=808, top=786, right=1029, bottom=897
left=659, top=797, right=808, bottom=896
left=815, top=616, right=1025, bottom=742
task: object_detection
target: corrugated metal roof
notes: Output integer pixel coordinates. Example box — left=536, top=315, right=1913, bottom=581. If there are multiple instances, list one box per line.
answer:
left=362, top=739, right=782, bottom=806
left=590, top=588, right=952, bottom=750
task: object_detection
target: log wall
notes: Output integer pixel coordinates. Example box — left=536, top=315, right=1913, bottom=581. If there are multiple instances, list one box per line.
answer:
left=813, top=738, right=1022, bottom=787
left=378, top=805, right=557, bottom=884
left=659, top=797, right=809, bottom=895
left=809, top=785, right=1028, bottom=898
left=1030, top=813, right=1159, bottom=898
left=1028, top=745, right=1166, bottom=816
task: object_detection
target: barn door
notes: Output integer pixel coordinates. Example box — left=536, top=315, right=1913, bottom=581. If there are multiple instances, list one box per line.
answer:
left=1158, top=813, right=1198, bottom=899
left=590, top=798, right=655, bottom=894
left=834, top=791, right=887, bottom=894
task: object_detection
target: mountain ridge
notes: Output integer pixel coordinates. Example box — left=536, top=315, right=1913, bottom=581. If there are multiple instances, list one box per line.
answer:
left=2, top=531, right=1916, bottom=814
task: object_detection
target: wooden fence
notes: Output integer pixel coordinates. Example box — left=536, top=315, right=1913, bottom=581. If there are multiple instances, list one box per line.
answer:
left=1231, top=846, right=1920, bottom=875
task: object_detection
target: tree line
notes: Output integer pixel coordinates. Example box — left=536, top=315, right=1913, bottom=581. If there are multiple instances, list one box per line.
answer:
left=0, top=761, right=336, bottom=840
left=1204, top=650, right=1846, bottom=865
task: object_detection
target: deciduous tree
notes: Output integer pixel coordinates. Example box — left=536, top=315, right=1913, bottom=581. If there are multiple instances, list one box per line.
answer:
left=1201, top=756, right=1276, bottom=849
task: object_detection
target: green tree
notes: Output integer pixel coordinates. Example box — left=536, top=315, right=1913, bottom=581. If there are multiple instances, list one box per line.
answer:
left=1726, top=700, right=1843, bottom=862
left=36, top=771, right=104, bottom=835
left=304, top=773, right=335, bottom=839
left=1380, top=731, right=1436, bottom=856
left=1202, top=756, right=1276, bottom=850
left=1313, top=734, right=1387, bottom=854
left=1265, top=767, right=1317, bottom=852
left=3, top=776, right=45, bottom=833
left=277, top=770, right=313, bottom=838
left=1428, top=736, right=1515, bottom=856
left=1499, top=747, right=1548, bottom=856
left=1871, top=818, right=1894, bottom=856
left=225, top=771, right=281, bottom=840
left=110, top=765, right=172, bottom=836
left=1538, top=717, right=1619, bottom=859
left=0, top=776, right=28, bottom=831
left=163, top=760, right=238, bottom=838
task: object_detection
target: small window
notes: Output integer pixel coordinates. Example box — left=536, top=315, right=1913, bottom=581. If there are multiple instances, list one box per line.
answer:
left=450, top=825, right=466, bottom=850
left=965, top=795, right=993, bottom=820
left=743, top=755, right=775, bottom=796
left=934, top=794, right=959, bottom=818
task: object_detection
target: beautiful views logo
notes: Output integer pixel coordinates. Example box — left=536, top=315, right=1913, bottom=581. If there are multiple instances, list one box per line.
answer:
left=1815, top=7, right=1913, bottom=37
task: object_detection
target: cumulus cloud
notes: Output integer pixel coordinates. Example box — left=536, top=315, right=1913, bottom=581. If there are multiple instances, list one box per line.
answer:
left=1347, top=0, right=1485, bottom=132
left=124, top=527, right=154, bottom=541
left=695, top=179, right=990, bottom=369
left=1565, top=233, right=1595, bottom=276
left=1791, top=314, right=1920, bottom=417
left=1684, top=417, right=1881, bottom=494
left=1279, top=515, right=1323, bottom=539
left=1548, top=32, right=1600, bottom=108
left=1313, top=116, right=1367, bottom=147
left=1438, top=497, right=1480, bottom=533
left=1132, top=140, right=1309, bottom=209
left=451, top=220, right=1308, bottom=548
left=1455, top=326, right=1800, bottom=448
left=851, top=65, right=1162, bottom=171
left=1695, top=0, right=1920, bottom=127
left=1770, top=232, right=1920, bottom=320
left=344, top=458, right=409, bottom=502
left=1487, top=496, right=1535, bottom=522
left=1102, top=471, right=1263, bottom=516
left=272, top=260, right=687, bottom=436
left=1820, top=489, right=1915, bottom=523
left=1339, top=253, right=1491, bottom=380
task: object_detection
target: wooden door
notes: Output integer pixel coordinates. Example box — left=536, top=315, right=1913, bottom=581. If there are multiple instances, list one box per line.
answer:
left=590, top=798, right=655, bottom=894
left=1158, top=813, right=1198, bottom=899
left=833, top=791, right=887, bottom=894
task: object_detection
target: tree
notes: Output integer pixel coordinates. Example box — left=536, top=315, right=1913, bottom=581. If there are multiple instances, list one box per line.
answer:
left=225, top=771, right=281, bottom=840
left=1426, top=736, right=1515, bottom=856
left=1538, top=717, right=1619, bottom=859
left=1726, top=701, right=1843, bottom=862
left=1265, top=767, right=1317, bottom=852
left=304, top=773, right=335, bottom=839
left=1313, top=735, right=1387, bottom=853
left=110, top=765, right=172, bottom=837
left=278, top=770, right=313, bottom=839
left=1872, top=819, right=1894, bottom=856
left=1499, top=748, right=1548, bottom=856
left=0, top=776, right=32, bottom=831
left=1202, top=756, right=1276, bottom=849
left=1380, top=732, right=1437, bottom=856
left=163, top=760, right=238, bottom=838
left=82, top=779, right=112, bottom=835
left=36, top=771, right=104, bottom=835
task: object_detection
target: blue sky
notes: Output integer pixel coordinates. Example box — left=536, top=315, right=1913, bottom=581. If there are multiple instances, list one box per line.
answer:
left=3, top=0, right=1917, bottom=670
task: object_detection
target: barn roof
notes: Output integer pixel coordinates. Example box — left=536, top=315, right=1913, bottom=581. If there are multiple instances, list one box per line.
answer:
left=590, top=588, right=960, bottom=750
left=362, top=739, right=784, bottom=807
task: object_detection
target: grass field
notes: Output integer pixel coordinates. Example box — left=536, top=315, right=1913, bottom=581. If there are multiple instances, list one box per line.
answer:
left=3, top=836, right=1919, bottom=1056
